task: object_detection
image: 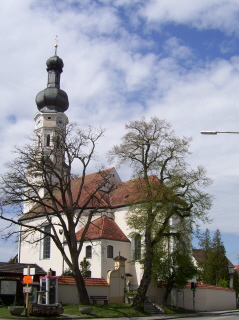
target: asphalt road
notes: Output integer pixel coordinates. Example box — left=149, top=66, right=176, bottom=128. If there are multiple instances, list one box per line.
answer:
left=2, top=310, right=239, bottom=320
left=180, top=311, right=239, bottom=319
left=62, top=310, right=239, bottom=319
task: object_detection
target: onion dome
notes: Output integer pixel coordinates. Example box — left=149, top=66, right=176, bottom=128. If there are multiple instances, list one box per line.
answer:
left=35, top=54, right=69, bottom=113
left=46, top=55, right=64, bottom=72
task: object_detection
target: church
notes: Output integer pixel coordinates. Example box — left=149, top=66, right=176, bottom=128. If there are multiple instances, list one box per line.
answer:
left=17, top=46, right=154, bottom=292
left=15, top=48, right=238, bottom=312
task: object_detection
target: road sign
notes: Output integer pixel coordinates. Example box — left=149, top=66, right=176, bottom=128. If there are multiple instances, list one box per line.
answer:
left=23, top=276, right=32, bottom=284
left=23, top=267, right=35, bottom=275
left=23, top=286, right=32, bottom=293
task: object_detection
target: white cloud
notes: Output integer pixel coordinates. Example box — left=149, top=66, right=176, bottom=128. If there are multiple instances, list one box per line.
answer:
left=138, top=0, right=239, bottom=35
left=162, top=37, right=194, bottom=61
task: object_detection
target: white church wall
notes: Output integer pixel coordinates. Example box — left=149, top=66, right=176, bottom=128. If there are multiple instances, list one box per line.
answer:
left=77, top=239, right=132, bottom=280
left=101, top=240, right=131, bottom=279
left=78, top=240, right=102, bottom=278
left=19, top=215, right=67, bottom=275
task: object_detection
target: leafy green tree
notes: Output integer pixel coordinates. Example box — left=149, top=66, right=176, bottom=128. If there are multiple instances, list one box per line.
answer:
left=154, top=237, right=198, bottom=306
left=209, top=229, right=229, bottom=285
left=109, top=116, right=212, bottom=311
left=197, top=228, right=212, bottom=282
left=218, top=278, right=228, bottom=287
left=198, top=229, right=229, bottom=286
left=233, top=271, right=239, bottom=296
left=80, top=257, right=91, bottom=277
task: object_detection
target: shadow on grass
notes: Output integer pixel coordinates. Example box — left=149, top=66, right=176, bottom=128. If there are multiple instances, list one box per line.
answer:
left=64, top=303, right=147, bottom=318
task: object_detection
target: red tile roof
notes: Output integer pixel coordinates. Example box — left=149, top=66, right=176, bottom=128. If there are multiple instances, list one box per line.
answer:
left=109, top=174, right=162, bottom=207
left=19, top=168, right=116, bottom=220
left=19, top=167, right=167, bottom=220
left=185, top=282, right=235, bottom=292
left=75, top=215, right=130, bottom=242
left=234, top=265, right=239, bottom=274
left=58, top=276, right=109, bottom=286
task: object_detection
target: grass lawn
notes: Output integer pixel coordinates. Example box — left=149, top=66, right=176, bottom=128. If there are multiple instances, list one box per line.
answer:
left=162, top=306, right=196, bottom=314
left=0, top=303, right=195, bottom=318
left=0, top=303, right=146, bottom=318
left=63, top=303, right=147, bottom=318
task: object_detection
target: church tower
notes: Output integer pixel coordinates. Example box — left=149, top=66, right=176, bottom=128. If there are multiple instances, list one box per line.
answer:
left=23, top=44, right=70, bottom=209
left=34, top=44, right=69, bottom=169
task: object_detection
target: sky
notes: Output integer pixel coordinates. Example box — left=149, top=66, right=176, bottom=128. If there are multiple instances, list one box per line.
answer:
left=1, top=0, right=239, bottom=265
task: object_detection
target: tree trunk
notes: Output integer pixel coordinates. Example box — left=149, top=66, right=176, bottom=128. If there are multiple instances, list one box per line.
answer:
left=73, top=264, right=90, bottom=305
left=162, top=275, right=174, bottom=306
left=132, top=239, right=153, bottom=312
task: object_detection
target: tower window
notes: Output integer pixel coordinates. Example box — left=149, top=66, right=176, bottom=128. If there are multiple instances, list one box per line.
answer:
left=56, top=136, right=60, bottom=149
left=107, top=245, right=113, bottom=258
left=86, top=245, right=92, bottom=258
left=46, top=134, right=50, bottom=147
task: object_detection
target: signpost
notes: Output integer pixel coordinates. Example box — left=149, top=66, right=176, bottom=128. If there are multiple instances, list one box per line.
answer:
left=22, top=266, right=35, bottom=316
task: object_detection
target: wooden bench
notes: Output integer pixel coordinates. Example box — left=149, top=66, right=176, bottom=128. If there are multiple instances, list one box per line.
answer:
left=90, top=296, right=108, bottom=305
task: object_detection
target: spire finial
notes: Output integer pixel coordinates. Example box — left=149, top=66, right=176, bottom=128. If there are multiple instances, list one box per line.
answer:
left=54, top=35, right=59, bottom=55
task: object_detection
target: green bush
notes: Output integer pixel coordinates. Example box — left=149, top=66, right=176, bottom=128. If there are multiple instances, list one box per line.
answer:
left=124, top=291, right=137, bottom=297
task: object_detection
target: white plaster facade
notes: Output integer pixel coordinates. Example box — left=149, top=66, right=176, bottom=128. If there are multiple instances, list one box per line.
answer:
left=19, top=198, right=145, bottom=290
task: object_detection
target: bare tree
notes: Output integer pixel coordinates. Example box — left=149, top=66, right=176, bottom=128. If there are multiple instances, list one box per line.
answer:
left=0, top=122, right=112, bottom=305
left=108, top=116, right=213, bottom=311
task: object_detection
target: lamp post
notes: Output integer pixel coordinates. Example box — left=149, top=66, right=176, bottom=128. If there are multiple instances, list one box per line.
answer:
left=201, top=131, right=239, bottom=134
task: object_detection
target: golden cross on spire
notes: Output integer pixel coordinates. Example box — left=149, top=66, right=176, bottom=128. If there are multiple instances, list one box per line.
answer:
left=54, top=35, right=59, bottom=55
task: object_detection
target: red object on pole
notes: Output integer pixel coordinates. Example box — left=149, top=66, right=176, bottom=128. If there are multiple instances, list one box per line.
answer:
left=23, top=275, right=32, bottom=284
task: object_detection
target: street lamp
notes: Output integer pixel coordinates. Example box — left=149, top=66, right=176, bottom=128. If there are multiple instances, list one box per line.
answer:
left=201, top=131, right=239, bottom=134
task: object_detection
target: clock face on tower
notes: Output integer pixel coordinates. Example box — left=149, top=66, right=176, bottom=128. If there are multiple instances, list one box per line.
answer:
left=36, top=117, right=43, bottom=128
left=56, top=116, right=64, bottom=128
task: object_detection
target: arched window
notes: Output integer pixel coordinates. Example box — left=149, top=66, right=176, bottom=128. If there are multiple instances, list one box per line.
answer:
left=46, top=134, right=50, bottom=147
left=107, top=245, right=113, bottom=258
left=85, top=245, right=92, bottom=258
left=134, top=234, right=141, bottom=261
left=40, top=225, right=51, bottom=260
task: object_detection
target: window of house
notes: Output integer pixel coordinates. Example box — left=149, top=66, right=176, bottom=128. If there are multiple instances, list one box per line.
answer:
left=41, top=225, right=51, bottom=259
left=107, top=245, right=113, bottom=258
left=85, top=245, right=92, bottom=258
left=134, top=234, right=141, bottom=261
